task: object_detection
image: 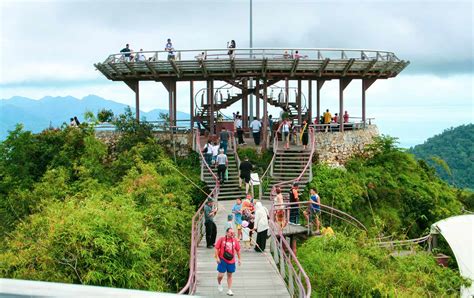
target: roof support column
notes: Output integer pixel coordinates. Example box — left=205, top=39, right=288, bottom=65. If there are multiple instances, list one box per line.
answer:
left=124, top=80, right=140, bottom=122
left=255, top=79, right=260, bottom=120
left=297, top=79, right=302, bottom=125
left=285, top=78, right=289, bottom=109
left=262, top=79, right=268, bottom=149
left=207, top=79, right=215, bottom=134
left=339, top=78, right=352, bottom=132
left=362, top=78, right=376, bottom=128
left=316, top=80, right=325, bottom=124
left=308, top=79, right=312, bottom=122
left=242, top=79, right=248, bottom=129
left=161, top=79, right=177, bottom=127
left=190, top=81, right=194, bottom=130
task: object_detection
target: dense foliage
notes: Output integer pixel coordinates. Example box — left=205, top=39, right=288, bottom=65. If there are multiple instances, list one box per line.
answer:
left=0, top=112, right=206, bottom=292
left=237, top=147, right=273, bottom=175
left=298, top=233, right=468, bottom=297
left=305, top=136, right=471, bottom=238
left=409, top=124, right=474, bottom=190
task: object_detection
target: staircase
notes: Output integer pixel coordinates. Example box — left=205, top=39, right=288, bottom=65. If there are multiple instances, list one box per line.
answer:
left=261, top=147, right=312, bottom=200
left=202, top=149, right=247, bottom=200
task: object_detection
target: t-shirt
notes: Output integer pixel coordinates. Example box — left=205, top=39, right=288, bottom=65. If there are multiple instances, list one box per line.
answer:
left=289, top=188, right=299, bottom=203
left=282, top=123, right=290, bottom=133
left=239, top=161, right=253, bottom=177
left=323, top=112, right=332, bottom=124
left=217, top=154, right=227, bottom=165
left=220, top=131, right=229, bottom=142
left=215, top=236, right=240, bottom=264
left=310, top=194, right=320, bottom=212
left=211, top=145, right=219, bottom=157
left=120, top=47, right=131, bottom=57
left=235, top=119, right=242, bottom=129
left=344, top=113, right=349, bottom=123
left=165, top=42, right=174, bottom=54
left=242, top=227, right=250, bottom=241
left=250, top=120, right=261, bottom=133
left=204, top=143, right=213, bottom=154
left=232, top=203, right=243, bottom=224
left=204, top=204, right=214, bottom=223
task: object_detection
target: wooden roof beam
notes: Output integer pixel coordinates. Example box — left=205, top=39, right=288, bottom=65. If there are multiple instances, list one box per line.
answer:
left=124, top=62, right=137, bottom=75
left=317, top=58, right=330, bottom=77
left=169, top=59, right=182, bottom=78
left=145, top=61, right=159, bottom=78
left=361, top=59, right=378, bottom=76
left=107, top=62, right=123, bottom=77
left=290, top=58, right=299, bottom=77
left=94, top=63, right=112, bottom=80
left=199, top=60, right=208, bottom=78
left=377, top=61, right=393, bottom=77
left=341, top=58, right=355, bottom=77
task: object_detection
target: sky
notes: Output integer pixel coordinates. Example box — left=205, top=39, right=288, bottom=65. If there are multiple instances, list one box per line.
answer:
left=0, top=0, right=473, bottom=147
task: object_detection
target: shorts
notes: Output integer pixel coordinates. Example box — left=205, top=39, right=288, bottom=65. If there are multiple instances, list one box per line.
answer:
left=217, top=258, right=236, bottom=273
left=283, top=132, right=289, bottom=143
left=309, top=209, right=320, bottom=222
left=240, top=174, right=250, bottom=183
left=235, top=224, right=242, bottom=230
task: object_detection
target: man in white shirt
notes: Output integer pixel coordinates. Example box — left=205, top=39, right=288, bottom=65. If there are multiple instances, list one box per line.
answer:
left=235, top=115, right=245, bottom=145
left=250, top=118, right=262, bottom=146
left=165, top=38, right=175, bottom=60
left=137, top=49, right=146, bottom=62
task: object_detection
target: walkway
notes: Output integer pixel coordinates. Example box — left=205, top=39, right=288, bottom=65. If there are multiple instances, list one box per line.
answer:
left=194, top=200, right=290, bottom=298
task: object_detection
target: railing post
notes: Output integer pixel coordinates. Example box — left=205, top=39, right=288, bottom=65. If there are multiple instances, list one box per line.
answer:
left=288, top=268, right=294, bottom=296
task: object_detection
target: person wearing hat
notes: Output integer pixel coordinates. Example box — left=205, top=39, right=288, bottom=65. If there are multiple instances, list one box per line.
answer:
left=241, top=220, right=251, bottom=250
left=204, top=197, right=217, bottom=248
left=289, top=182, right=300, bottom=225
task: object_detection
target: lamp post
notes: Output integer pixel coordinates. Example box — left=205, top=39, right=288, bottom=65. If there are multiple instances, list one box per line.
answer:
left=249, top=0, right=253, bottom=124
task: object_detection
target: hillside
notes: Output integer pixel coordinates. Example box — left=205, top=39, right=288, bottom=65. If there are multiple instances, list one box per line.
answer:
left=0, top=95, right=190, bottom=139
left=409, top=124, right=474, bottom=190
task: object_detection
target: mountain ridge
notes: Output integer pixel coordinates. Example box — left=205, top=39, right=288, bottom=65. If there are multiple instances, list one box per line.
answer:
left=0, top=95, right=190, bottom=139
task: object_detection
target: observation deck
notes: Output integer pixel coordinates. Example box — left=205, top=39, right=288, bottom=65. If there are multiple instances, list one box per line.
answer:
left=95, top=48, right=409, bottom=81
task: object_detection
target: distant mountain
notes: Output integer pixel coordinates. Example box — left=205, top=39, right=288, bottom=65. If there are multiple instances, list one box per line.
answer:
left=409, top=124, right=474, bottom=190
left=0, top=95, right=190, bottom=139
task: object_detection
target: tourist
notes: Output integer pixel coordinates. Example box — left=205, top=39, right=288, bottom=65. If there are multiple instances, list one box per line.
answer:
left=165, top=38, right=175, bottom=60
left=241, top=220, right=251, bottom=251
left=283, top=50, right=290, bottom=59
left=225, top=214, right=235, bottom=233
left=136, top=49, right=146, bottom=62
left=211, top=141, right=219, bottom=168
left=232, top=198, right=243, bottom=240
left=273, top=187, right=286, bottom=229
left=227, top=40, right=236, bottom=58
left=250, top=117, right=262, bottom=145
left=282, top=119, right=290, bottom=150
left=253, top=202, right=269, bottom=252
left=196, top=51, right=206, bottom=61
left=300, top=119, right=309, bottom=150
left=343, top=110, right=350, bottom=123
left=204, top=197, right=218, bottom=248
left=216, top=149, right=228, bottom=184
left=239, top=157, right=253, bottom=194
left=120, top=43, right=131, bottom=61
left=203, top=139, right=213, bottom=166
left=215, top=227, right=241, bottom=296
left=294, top=50, right=302, bottom=59
left=235, top=115, right=245, bottom=145
left=70, top=118, right=77, bottom=127
left=323, top=109, right=332, bottom=132
left=73, top=116, right=81, bottom=126
left=304, top=188, right=321, bottom=234
left=219, top=127, right=230, bottom=155
left=289, top=183, right=300, bottom=225
left=333, top=113, right=339, bottom=124
left=243, top=194, right=255, bottom=239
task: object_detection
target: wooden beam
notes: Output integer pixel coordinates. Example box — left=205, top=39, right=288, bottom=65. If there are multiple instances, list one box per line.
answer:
left=199, top=59, right=208, bottom=77
left=124, top=80, right=137, bottom=92
left=124, top=62, right=137, bottom=75
left=169, top=59, right=181, bottom=78
left=230, top=58, right=236, bottom=78
left=262, top=58, right=268, bottom=78
left=190, top=81, right=194, bottom=130
left=94, top=63, right=112, bottom=80
left=341, top=58, right=355, bottom=77
left=108, top=62, right=122, bottom=76
left=317, top=58, right=330, bottom=77
left=145, top=61, right=159, bottom=78
left=290, top=59, right=299, bottom=77
left=362, top=59, right=377, bottom=76
left=377, top=61, right=393, bottom=77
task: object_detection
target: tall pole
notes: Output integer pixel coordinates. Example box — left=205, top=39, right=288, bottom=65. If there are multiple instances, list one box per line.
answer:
left=249, top=0, right=254, bottom=124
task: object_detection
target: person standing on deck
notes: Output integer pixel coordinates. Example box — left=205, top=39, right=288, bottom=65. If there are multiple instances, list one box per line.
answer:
left=289, top=183, right=300, bottom=224
left=235, top=115, right=245, bottom=145
left=343, top=110, right=350, bottom=123
left=219, top=127, right=230, bottom=155
left=227, top=40, right=236, bottom=58
left=323, top=109, right=332, bottom=132
left=300, top=119, right=309, bottom=150
left=215, top=227, right=241, bottom=296
left=250, top=117, right=262, bottom=146
left=204, top=197, right=218, bottom=248
left=120, top=43, right=131, bottom=61
left=253, top=202, right=269, bottom=252
left=165, top=38, right=175, bottom=60
left=282, top=119, right=290, bottom=150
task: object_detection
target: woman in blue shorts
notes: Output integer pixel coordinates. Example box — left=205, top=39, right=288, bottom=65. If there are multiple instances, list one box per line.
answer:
left=215, top=227, right=241, bottom=296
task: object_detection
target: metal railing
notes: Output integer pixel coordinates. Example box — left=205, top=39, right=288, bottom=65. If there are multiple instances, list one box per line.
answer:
left=104, top=48, right=401, bottom=64
left=179, top=128, right=219, bottom=295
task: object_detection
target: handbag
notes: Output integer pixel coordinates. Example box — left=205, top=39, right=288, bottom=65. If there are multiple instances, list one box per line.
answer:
left=222, top=237, right=234, bottom=261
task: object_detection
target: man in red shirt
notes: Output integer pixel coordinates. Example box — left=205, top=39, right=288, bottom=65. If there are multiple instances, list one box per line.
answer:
left=215, top=227, right=241, bottom=296
left=343, top=111, right=349, bottom=123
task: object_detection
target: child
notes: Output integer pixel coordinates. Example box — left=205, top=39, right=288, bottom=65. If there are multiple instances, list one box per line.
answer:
left=241, top=220, right=251, bottom=250
left=224, top=214, right=234, bottom=232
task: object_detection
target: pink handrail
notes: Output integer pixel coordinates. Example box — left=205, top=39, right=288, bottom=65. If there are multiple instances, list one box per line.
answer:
left=179, top=128, right=219, bottom=295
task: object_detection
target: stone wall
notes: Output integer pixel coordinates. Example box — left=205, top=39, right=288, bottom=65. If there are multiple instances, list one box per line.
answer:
left=94, top=130, right=193, bottom=156
left=314, top=125, right=379, bottom=167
